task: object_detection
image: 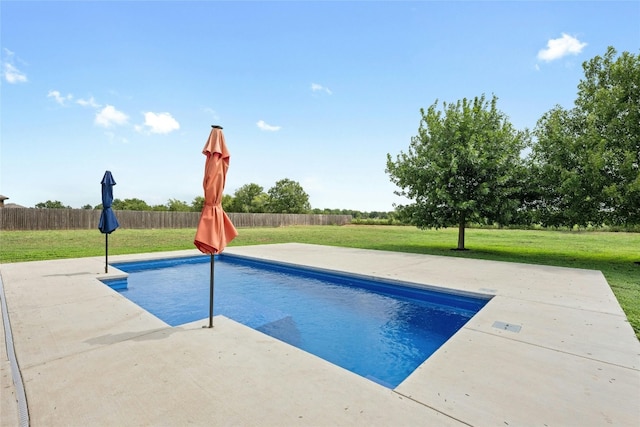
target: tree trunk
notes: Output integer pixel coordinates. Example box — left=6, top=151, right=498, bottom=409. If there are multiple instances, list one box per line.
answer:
left=457, top=217, right=466, bottom=250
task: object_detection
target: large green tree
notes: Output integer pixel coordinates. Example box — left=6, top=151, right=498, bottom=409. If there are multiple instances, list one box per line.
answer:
left=231, top=183, right=267, bottom=213
left=531, top=47, right=640, bottom=227
left=386, top=95, right=528, bottom=249
left=266, top=179, right=311, bottom=213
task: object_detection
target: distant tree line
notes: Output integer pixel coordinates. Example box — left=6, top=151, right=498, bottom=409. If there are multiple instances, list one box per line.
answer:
left=34, top=178, right=395, bottom=219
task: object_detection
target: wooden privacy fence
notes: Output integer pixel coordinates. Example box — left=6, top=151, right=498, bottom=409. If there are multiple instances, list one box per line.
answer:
left=0, top=208, right=352, bottom=231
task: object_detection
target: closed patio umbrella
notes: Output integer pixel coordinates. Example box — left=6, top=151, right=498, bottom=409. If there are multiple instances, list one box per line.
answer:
left=194, top=125, right=238, bottom=328
left=98, top=171, right=120, bottom=273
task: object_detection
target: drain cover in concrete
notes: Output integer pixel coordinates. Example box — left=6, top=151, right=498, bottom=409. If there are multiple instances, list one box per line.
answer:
left=492, top=321, right=522, bottom=333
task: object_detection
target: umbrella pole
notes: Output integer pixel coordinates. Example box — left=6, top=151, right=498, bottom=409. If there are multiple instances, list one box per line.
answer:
left=208, top=253, right=214, bottom=328
left=105, top=234, right=108, bottom=273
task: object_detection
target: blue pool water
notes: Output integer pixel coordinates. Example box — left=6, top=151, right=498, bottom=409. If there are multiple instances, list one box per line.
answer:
left=105, top=255, right=489, bottom=388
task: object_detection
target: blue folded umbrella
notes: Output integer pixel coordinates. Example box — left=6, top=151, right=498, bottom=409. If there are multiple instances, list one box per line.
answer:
left=99, top=171, right=119, bottom=234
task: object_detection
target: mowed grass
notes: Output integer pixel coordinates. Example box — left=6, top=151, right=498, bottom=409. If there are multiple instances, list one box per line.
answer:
left=1, top=225, right=638, bottom=337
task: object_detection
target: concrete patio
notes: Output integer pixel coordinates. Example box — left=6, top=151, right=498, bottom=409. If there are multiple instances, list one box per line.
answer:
left=1, top=243, right=639, bottom=426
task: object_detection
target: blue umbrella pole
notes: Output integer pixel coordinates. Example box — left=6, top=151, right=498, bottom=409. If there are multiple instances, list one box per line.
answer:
left=105, top=234, right=109, bottom=273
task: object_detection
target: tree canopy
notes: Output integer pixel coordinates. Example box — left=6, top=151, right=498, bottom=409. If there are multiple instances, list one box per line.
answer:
left=386, top=94, right=528, bottom=249
left=35, top=200, right=70, bottom=209
left=192, top=196, right=205, bottom=212
left=111, top=198, right=152, bottom=211
left=530, top=47, right=639, bottom=227
left=266, top=178, right=311, bottom=214
left=230, top=183, right=267, bottom=213
left=166, top=198, right=192, bottom=212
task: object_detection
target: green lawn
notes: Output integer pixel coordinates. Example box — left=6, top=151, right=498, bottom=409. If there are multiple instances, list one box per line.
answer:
left=1, top=225, right=638, bottom=337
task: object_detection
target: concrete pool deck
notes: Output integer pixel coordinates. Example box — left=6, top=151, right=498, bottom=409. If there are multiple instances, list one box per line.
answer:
left=1, top=243, right=639, bottom=426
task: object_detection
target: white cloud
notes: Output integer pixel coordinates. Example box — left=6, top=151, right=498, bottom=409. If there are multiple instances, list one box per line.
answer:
left=257, top=120, right=281, bottom=131
left=2, top=48, right=28, bottom=84
left=95, top=105, right=129, bottom=127
left=47, top=90, right=73, bottom=105
left=137, top=112, right=180, bottom=134
left=311, top=83, right=332, bottom=95
left=77, top=96, right=101, bottom=108
left=537, top=33, right=587, bottom=62
left=4, top=63, right=28, bottom=84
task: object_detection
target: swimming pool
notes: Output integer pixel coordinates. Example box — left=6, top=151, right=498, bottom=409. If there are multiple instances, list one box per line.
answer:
left=104, top=255, right=490, bottom=388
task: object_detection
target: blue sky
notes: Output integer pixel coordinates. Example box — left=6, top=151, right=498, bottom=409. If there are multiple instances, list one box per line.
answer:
left=2, top=1, right=638, bottom=211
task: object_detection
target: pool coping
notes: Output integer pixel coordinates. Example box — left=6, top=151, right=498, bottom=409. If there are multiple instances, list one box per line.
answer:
left=1, top=243, right=639, bottom=426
